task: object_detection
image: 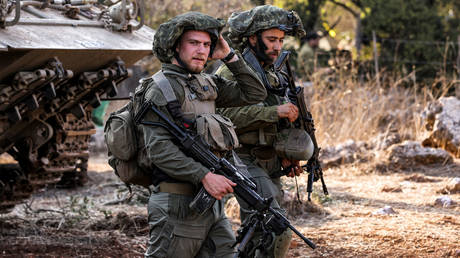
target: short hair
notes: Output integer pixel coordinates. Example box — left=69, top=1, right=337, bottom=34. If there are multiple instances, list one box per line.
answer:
left=305, top=31, right=320, bottom=40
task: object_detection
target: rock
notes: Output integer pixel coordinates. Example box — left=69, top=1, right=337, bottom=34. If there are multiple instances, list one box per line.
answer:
left=320, top=140, right=369, bottom=169
left=434, top=196, right=455, bottom=207
left=388, top=141, right=453, bottom=169
left=439, top=177, right=460, bottom=194
left=370, top=132, right=404, bottom=151
left=372, top=206, right=397, bottom=215
left=403, top=174, right=438, bottom=183
left=446, top=178, right=460, bottom=193
left=381, top=185, right=402, bottom=192
left=422, top=97, right=460, bottom=158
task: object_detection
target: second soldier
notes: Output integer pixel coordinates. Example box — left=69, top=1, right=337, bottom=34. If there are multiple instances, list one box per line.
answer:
left=217, top=5, right=311, bottom=258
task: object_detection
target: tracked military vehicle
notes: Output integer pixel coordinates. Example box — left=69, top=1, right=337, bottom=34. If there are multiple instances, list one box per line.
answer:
left=0, top=0, right=154, bottom=212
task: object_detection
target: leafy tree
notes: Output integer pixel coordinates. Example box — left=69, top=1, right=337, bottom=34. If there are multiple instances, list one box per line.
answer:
left=274, top=0, right=459, bottom=80
left=273, top=0, right=326, bottom=34
left=360, top=0, right=459, bottom=79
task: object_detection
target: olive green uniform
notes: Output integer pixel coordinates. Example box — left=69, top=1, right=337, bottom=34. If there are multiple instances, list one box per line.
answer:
left=297, top=43, right=315, bottom=81
left=216, top=5, right=307, bottom=258
left=216, top=63, right=292, bottom=258
left=141, top=59, right=266, bottom=257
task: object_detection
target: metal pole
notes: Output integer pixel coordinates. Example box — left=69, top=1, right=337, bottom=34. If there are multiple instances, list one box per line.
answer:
left=457, top=35, right=460, bottom=97
left=372, top=30, right=381, bottom=87
left=457, top=35, right=460, bottom=77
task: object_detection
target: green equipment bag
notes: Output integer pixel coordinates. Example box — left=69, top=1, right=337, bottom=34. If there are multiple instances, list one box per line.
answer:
left=104, top=93, right=154, bottom=188
left=105, top=102, right=137, bottom=161
left=274, top=128, right=314, bottom=161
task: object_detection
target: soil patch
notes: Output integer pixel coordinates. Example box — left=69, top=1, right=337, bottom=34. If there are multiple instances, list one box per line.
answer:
left=1, top=156, right=459, bottom=257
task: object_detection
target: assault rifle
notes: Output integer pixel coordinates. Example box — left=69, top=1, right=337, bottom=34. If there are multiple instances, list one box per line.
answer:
left=274, top=50, right=328, bottom=201
left=135, top=102, right=316, bottom=256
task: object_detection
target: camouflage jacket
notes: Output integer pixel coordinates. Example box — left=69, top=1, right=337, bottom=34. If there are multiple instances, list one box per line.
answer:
left=138, top=58, right=266, bottom=186
left=297, top=43, right=315, bottom=81
left=216, top=56, right=287, bottom=141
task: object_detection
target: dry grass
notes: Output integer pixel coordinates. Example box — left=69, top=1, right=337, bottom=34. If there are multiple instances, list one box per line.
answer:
left=221, top=160, right=460, bottom=257
left=282, top=163, right=460, bottom=257
left=223, top=64, right=460, bottom=256
left=282, top=66, right=460, bottom=256
left=307, top=65, right=457, bottom=147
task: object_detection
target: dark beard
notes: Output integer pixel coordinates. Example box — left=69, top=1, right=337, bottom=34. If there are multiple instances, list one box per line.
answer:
left=249, top=33, right=273, bottom=65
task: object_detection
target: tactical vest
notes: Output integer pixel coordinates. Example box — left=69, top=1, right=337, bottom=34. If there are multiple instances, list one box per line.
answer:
left=155, top=70, right=239, bottom=152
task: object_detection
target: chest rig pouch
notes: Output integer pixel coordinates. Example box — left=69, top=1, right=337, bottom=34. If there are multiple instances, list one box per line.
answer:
left=154, top=71, right=239, bottom=152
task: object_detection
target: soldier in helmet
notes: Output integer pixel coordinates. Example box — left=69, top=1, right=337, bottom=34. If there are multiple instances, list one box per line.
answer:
left=216, top=5, right=312, bottom=257
left=297, top=31, right=320, bottom=81
left=139, top=12, right=266, bottom=257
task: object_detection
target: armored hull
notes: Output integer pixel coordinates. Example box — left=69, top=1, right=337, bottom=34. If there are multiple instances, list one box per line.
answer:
left=0, top=0, right=154, bottom=212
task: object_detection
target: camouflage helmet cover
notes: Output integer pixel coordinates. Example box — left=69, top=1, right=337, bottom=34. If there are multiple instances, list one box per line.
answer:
left=227, top=5, right=305, bottom=48
left=153, top=12, right=226, bottom=63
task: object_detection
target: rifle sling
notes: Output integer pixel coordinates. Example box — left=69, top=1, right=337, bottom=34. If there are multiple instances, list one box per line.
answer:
left=242, top=48, right=272, bottom=90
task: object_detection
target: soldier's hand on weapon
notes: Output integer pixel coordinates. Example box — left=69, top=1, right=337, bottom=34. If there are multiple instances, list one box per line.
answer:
left=201, top=172, right=236, bottom=200
left=281, top=159, right=302, bottom=177
left=277, top=103, right=298, bottom=122
left=210, top=35, right=238, bottom=62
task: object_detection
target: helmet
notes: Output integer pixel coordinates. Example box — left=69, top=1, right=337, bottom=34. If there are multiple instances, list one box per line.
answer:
left=153, top=12, right=226, bottom=63
left=227, top=5, right=305, bottom=49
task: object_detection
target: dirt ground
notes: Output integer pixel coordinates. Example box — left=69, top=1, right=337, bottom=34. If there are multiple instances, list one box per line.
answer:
left=1, top=154, right=459, bottom=257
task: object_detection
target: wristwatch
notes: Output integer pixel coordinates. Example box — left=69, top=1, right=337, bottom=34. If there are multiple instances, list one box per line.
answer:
left=221, top=48, right=236, bottom=63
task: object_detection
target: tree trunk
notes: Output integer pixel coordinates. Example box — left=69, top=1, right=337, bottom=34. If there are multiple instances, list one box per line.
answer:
left=355, top=16, right=362, bottom=59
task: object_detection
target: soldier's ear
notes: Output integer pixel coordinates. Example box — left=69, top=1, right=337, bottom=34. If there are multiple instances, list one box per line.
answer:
left=175, top=35, right=183, bottom=53
left=248, top=35, right=257, bottom=47
left=176, top=43, right=181, bottom=53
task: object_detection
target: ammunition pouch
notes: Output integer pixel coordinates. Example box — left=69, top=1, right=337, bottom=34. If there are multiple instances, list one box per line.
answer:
left=251, top=146, right=281, bottom=175
left=238, top=124, right=277, bottom=146
left=196, top=113, right=239, bottom=151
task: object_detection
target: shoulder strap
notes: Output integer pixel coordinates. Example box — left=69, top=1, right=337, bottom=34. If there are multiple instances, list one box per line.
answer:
left=151, top=71, right=194, bottom=127
left=153, top=71, right=177, bottom=103
left=163, top=70, right=191, bottom=79
left=242, top=48, right=271, bottom=89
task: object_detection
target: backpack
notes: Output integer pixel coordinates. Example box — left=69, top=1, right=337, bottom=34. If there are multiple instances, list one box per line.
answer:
left=104, top=71, right=180, bottom=188
left=104, top=75, right=156, bottom=188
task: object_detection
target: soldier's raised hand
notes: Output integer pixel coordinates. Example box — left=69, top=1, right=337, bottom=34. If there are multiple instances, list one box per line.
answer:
left=210, top=35, right=238, bottom=62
